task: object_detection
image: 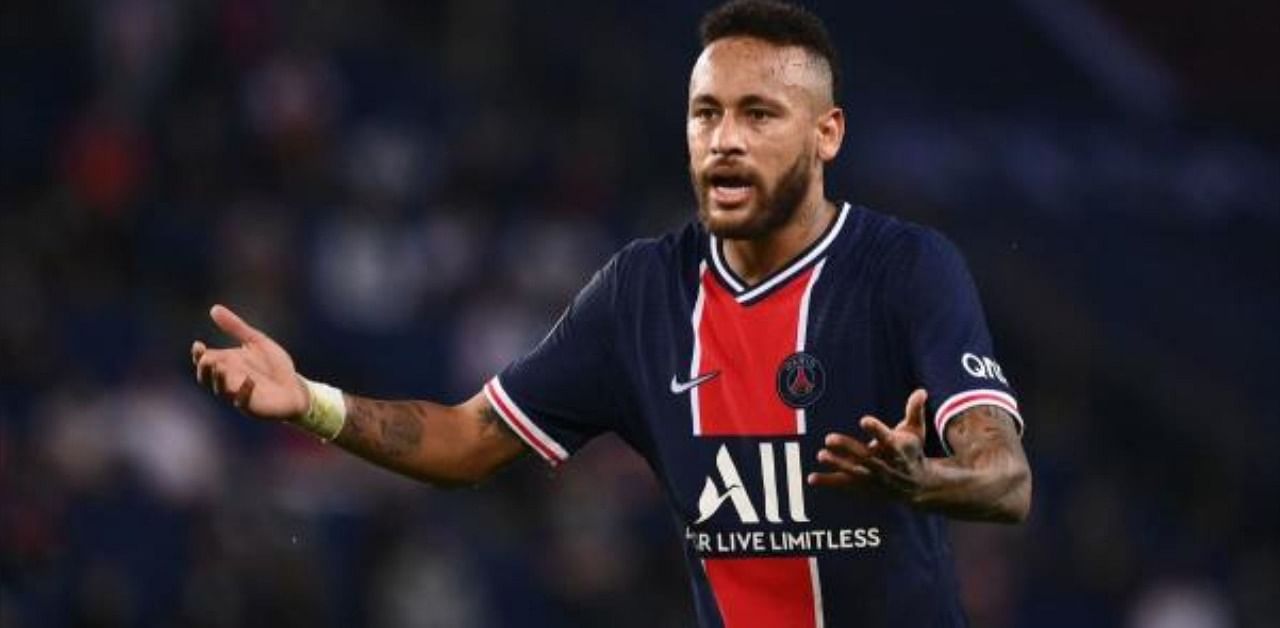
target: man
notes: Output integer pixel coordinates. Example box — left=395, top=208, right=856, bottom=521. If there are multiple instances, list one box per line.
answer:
left=192, top=1, right=1031, bottom=625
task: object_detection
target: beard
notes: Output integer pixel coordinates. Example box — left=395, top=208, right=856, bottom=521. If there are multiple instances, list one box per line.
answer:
left=692, top=150, right=813, bottom=240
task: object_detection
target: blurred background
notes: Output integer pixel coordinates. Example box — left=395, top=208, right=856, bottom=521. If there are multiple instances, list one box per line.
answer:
left=1, top=0, right=1277, bottom=626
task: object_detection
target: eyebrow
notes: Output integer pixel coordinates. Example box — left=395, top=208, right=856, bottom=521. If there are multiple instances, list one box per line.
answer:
left=689, top=93, right=788, bottom=110
left=739, top=94, right=787, bottom=110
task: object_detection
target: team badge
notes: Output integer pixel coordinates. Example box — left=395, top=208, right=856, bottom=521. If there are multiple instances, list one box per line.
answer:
left=776, top=352, right=825, bottom=408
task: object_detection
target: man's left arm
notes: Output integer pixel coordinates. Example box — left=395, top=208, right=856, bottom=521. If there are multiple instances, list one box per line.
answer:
left=916, top=403, right=1030, bottom=522
left=809, top=389, right=1032, bottom=523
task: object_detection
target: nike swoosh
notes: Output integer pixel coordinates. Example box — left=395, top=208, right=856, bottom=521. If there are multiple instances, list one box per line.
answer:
left=670, top=371, right=720, bottom=394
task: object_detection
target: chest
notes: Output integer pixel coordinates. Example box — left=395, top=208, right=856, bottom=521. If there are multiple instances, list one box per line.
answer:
left=619, top=262, right=907, bottom=528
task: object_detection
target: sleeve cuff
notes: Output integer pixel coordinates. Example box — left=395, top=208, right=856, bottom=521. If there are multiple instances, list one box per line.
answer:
left=933, top=389, right=1024, bottom=456
left=483, top=377, right=571, bottom=467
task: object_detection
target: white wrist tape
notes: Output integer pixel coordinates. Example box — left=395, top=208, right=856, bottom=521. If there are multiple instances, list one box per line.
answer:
left=296, top=376, right=347, bottom=441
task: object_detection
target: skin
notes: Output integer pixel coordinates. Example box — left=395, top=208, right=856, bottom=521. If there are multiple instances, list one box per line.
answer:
left=808, top=390, right=1031, bottom=523
left=687, top=37, right=845, bottom=284
left=192, top=305, right=525, bottom=488
left=191, top=36, right=1031, bottom=523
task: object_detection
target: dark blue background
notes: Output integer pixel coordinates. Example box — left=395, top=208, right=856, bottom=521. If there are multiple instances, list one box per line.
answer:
left=1, top=1, right=1276, bottom=626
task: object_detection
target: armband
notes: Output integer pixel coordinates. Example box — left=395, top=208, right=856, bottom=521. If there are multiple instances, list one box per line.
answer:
left=295, top=376, right=347, bottom=441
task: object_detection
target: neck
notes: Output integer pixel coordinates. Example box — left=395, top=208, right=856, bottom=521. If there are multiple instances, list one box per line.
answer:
left=722, top=190, right=836, bottom=286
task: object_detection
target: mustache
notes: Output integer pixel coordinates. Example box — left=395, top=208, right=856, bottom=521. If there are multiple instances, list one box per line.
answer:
left=695, top=161, right=761, bottom=188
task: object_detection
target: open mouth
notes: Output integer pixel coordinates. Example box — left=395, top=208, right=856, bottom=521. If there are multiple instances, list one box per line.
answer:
left=706, top=173, right=754, bottom=208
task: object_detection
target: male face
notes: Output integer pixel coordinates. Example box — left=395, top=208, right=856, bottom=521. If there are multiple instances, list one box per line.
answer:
left=687, top=36, right=843, bottom=240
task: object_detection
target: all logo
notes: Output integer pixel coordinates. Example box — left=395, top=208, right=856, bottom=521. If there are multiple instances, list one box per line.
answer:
left=695, top=443, right=809, bottom=525
left=776, top=352, right=825, bottom=408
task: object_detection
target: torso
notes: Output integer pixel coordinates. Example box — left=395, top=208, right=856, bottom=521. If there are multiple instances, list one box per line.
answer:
left=608, top=204, right=968, bottom=627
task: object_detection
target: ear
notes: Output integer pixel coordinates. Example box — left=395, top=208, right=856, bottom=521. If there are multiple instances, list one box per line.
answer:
left=815, top=107, right=845, bottom=163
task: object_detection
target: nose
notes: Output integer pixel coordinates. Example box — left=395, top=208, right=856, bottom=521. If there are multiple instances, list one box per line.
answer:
left=710, top=112, right=745, bottom=157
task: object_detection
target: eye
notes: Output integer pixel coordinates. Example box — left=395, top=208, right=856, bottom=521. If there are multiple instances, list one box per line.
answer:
left=746, top=108, right=772, bottom=122
left=692, top=107, right=719, bottom=122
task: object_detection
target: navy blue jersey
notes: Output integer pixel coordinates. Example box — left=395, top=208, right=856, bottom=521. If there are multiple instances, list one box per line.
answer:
left=483, top=203, right=1023, bottom=627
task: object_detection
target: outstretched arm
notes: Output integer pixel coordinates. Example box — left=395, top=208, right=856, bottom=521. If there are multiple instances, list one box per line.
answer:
left=192, top=305, right=527, bottom=488
left=334, top=393, right=527, bottom=487
left=808, top=390, right=1031, bottom=523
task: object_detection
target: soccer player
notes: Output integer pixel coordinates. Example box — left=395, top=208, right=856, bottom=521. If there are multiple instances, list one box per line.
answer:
left=192, top=1, right=1031, bottom=625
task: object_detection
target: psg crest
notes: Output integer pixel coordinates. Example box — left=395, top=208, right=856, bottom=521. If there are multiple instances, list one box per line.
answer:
left=776, top=352, right=825, bottom=408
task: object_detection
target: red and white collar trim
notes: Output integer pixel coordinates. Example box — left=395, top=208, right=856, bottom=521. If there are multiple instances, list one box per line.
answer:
left=708, top=202, right=851, bottom=304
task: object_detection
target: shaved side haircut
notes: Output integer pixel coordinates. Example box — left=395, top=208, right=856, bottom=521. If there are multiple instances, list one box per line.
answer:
left=699, top=0, right=842, bottom=103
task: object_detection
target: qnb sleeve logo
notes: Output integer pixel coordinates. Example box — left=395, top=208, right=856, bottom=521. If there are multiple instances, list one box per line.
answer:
left=694, top=443, right=809, bottom=525
left=961, top=352, right=1008, bottom=385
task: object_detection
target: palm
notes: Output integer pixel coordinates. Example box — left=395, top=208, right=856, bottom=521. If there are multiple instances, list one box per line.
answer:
left=192, top=305, right=309, bottom=421
left=222, top=336, right=301, bottom=419
left=809, top=389, right=930, bottom=496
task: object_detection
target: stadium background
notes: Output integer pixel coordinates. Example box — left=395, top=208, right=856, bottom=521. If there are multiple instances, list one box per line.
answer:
left=1, top=1, right=1277, bottom=626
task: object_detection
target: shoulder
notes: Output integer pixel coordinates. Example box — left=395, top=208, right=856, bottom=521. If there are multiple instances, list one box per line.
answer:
left=836, top=205, right=963, bottom=275
left=849, top=205, right=962, bottom=272
left=832, top=207, right=977, bottom=312
left=581, top=221, right=701, bottom=310
left=608, top=221, right=703, bottom=280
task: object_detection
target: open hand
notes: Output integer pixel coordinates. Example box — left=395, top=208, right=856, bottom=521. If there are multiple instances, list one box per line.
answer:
left=191, top=305, right=309, bottom=421
left=808, top=389, right=933, bottom=501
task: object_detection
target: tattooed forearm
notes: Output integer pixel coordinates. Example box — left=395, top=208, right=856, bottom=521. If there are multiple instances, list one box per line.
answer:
left=324, top=392, right=530, bottom=488
left=915, top=406, right=1031, bottom=523
left=337, top=396, right=426, bottom=461
left=947, top=406, right=1016, bottom=460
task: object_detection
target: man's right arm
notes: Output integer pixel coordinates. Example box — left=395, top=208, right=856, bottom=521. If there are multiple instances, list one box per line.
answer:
left=334, top=393, right=527, bottom=488
left=192, top=304, right=528, bottom=489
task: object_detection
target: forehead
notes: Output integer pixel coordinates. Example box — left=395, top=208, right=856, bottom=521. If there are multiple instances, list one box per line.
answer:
left=689, top=37, right=826, bottom=104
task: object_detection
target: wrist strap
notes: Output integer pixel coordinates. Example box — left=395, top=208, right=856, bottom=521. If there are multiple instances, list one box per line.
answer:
left=296, top=376, right=347, bottom=441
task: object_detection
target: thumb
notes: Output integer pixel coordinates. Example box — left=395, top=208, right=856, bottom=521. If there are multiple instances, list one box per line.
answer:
left=210, top=304, right=263, bottom=344
left=897, top=388, right=928, bottom=437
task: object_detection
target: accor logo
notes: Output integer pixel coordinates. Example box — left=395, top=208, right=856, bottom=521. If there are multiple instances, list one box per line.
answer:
left=694, top=443, right=809, bottom=525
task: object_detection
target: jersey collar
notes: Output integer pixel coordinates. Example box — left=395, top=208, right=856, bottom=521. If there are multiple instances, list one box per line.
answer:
left=708, top=201, right=852, bottom=305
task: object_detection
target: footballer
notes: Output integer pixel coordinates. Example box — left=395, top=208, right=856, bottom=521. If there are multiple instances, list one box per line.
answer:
left=192, top=1, right=1031, bottom=625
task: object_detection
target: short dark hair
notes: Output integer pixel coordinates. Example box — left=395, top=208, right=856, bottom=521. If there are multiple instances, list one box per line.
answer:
left=699, top=0, right=841, bottom=103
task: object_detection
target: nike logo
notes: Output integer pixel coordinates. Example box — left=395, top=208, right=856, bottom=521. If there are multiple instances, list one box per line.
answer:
left=670, top=371, right=720, bottom=394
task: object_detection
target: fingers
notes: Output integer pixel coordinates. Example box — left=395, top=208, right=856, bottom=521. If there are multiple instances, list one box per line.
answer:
left=898, top=388, right=928, bottom=437
left=210, top=304, right=262, bottom=344
left=807, top=471, right=891, bottom=498
left=213, top=365, right=250, bottom=403
left=196, top=350, right=216, bottom=387
left=211, top=360, right=230, bottom=396
left=191, top=341, right=206, bottom=366
left=233, top=376, right=256, bottom=410
left=807, top=471, right=868, bottom=489
left=858, top=416, right=895, bottom=445
left=194, top=348, right=255, bottom=405
left=817, top=433, right=899, bottom=479
left=823, top=432, right=873, bottom=460
left=816, top=446, right=875, bottom=476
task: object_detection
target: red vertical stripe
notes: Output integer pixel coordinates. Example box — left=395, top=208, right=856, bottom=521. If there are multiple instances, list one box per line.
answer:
left=695, top=268, right=813, bottom=436
left=693, top=266, right=823, bottom=627
left=704, top=557, right=816, bottom=628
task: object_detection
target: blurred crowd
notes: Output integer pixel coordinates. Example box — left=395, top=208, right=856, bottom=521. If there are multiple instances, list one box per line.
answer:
left=1, top=1, right=1276, bottom=627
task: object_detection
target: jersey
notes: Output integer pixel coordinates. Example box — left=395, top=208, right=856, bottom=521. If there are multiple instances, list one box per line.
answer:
left=483, top=203, right=1024, bottom=627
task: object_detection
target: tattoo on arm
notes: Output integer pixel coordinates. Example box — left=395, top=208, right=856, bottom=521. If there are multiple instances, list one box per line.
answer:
left=476, top=401, right=520, bottom=442
left=946, top=405, right=1020, bottom=461
left=917, top=405, right=1031, bottom=523
left=329, top=393, right=528, bottom=486
left=336, top=395, right=426, bottom=461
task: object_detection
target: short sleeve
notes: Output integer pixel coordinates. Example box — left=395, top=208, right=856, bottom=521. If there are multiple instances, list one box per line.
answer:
left=484, top=252, right=629, bottom=467
left=891, top=229, right=1024, bottom=455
